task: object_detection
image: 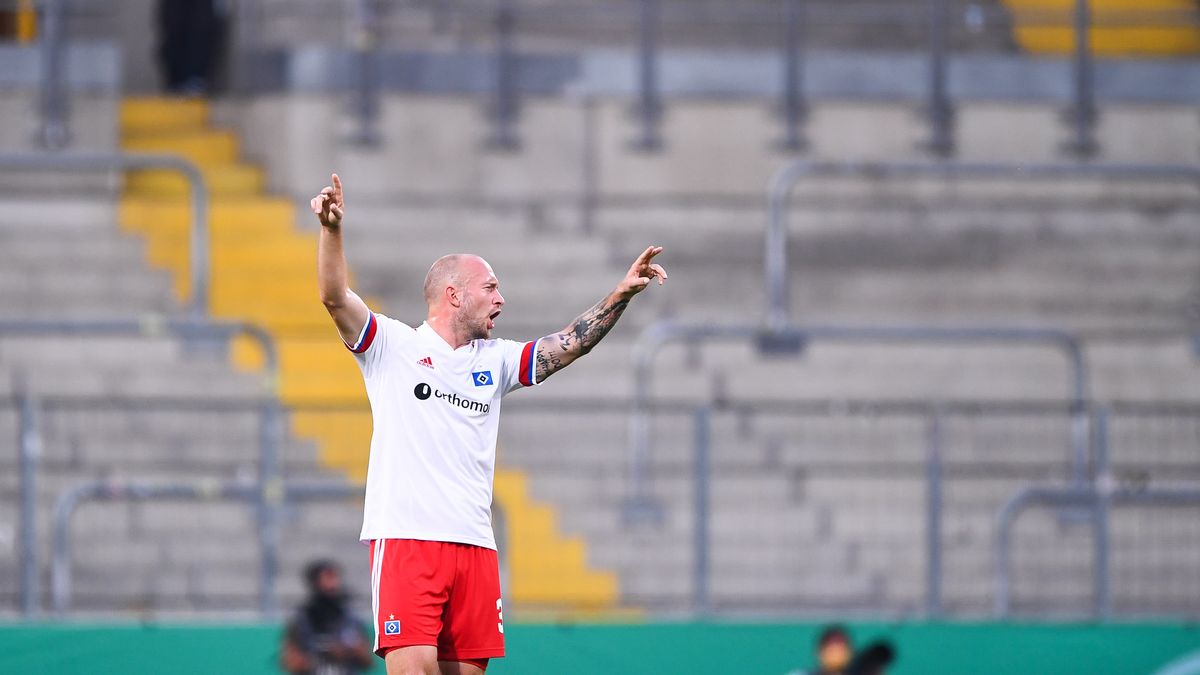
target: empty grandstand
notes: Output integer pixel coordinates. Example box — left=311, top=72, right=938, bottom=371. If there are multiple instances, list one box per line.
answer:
left=1, top=1, right=1199, bottom=673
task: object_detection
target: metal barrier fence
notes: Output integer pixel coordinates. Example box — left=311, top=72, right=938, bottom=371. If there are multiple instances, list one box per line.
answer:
left=0, top=153, right=212, bottom=318
left=4, top=394, right=1198, bottom=618
left=627, top=320, right=1093, bottom=528
left=29, top=0, right=1200, bottom=156
left=49, top=477, right=371, bottom=615
left=0, top=317, right=283, bottom=615
left=35, top=0, right=68, bottom=149
left=996, top=404, right=1200, bottom=618
left=652, top=400, right=1200, bottom=617
left=0, top=393, right=508, bottom=617
left=272, top=0, right=1199, bottom=153
left=765, top=160, right=1200, bottom=333
left=538, top=398, right=1200, bottom=618
left=3, top=392, right=381, bottom=616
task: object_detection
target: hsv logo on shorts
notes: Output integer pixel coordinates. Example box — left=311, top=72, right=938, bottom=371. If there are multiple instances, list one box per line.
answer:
left=384, top=619, right=401, bottom=635
left=472, top=371, right=493, bottom=387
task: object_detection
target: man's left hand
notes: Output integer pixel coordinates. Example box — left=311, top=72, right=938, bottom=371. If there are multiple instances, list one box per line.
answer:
left=617, top=245, right=668, bottom=299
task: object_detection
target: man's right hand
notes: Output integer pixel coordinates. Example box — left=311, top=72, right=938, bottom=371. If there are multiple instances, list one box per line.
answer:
left=315, top=171, right=371, bottom=345
left=311, top=173, right=345, bottom=229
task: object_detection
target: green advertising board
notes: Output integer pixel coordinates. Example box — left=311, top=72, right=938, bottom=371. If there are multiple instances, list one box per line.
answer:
left=0, top=621, right=1196, bottom=674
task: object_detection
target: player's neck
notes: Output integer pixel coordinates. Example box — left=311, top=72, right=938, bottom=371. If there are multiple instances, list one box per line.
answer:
left=426, top=315, right=471, bottom=350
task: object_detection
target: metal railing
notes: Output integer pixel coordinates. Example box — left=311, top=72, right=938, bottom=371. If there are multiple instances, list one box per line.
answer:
left=995, top=483, right=1200, bottom=619
left=0, top=153, right=212, bottom=318
left=487, top=0, right=521, bottom=150
left=766, top=160, right=1200, bottom=333
left=543, top=397, right=1200, bottom=617
left=3, top=317, right=280, bottom=615
left=777, top=0, right=807, bottom=152
left=15, top=387, right=40, bottom=615
left=214, top=0, right=1196, bottom=155
left=682, top=399, right=1012, bottom=617
left=686, top=401, right=948, bottom=616
left=5, top=386, right=517, bottom=616
left=31, top=0, right=1198, bottom=155
left=746, top=161, right=1200, bottom=512
left=347, top=0, right=382, bottom=146
left=439, top=0, right=1102, bottom=153
left=36, top=0, right=69, bottom=149
left=41, top=472, right=513, bottom=616
left=0, top=316, right=276, bottom=373
left=8, top=394, right=1199, bottom=617
left=995, top=406, right=1200, bottom=619
left=696, top=400, right=1200, bottom=617
left=1065, top=0, right=1097, bottom=157
left=626, top=320, right=1092, bottom=524
left=925, top=0, right=954, bottom=156
left=48, top=477, right=368, bottom=615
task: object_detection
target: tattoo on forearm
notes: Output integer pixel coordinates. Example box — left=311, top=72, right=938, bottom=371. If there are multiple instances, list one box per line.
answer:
left=535, top=341, right=566, bottom=380
left=534, top=295, right=630, bottom=382
left=570, top=296, right=629, bottom=355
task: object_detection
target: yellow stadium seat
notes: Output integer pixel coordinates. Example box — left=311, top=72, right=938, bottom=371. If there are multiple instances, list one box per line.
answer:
left=1003, top=0, right=1200, bottom=56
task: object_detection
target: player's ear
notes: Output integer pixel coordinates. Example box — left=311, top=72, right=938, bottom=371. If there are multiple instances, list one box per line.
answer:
left=446, top=285, right=461, bottom=308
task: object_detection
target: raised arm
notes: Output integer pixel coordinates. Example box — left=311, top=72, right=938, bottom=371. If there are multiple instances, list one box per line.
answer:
left=533, top=245, right=667, bottom=383
left=313, top=173, right=371, bottom=345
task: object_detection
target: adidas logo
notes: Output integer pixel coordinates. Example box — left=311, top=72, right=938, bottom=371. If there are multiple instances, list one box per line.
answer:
left=417, top=356, right=434, bottom=369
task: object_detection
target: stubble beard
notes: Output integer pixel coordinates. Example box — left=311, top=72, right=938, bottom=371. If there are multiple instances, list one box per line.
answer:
left=455, top=301, right=490, bottom=342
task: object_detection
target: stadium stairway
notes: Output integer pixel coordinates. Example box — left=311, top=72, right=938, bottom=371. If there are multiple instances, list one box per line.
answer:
left=1003, top=0, right=1200, bottom=56
left=117, top=96, right=619, bottom=616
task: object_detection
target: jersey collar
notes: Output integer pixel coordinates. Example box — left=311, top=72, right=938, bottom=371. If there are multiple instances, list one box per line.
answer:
left=418, top=321, right=477, bottom=354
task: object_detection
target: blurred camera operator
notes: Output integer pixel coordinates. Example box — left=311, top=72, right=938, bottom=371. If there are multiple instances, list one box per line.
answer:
left=281, top=560, right=373, bottom=675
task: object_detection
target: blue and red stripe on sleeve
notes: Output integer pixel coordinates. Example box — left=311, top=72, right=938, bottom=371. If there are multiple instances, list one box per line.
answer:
left=346, top=312, right=378, bottom=353
left=518, top=338, right=540, bottom=387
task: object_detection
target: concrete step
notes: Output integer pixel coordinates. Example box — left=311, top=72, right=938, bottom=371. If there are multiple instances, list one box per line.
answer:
left=125, top=164, right=265, bottom=198
left=123, top=130, right=242, bottom=166
left=6, top=235, right=149, bottom=266
left=0, top=336, right=189, bottom=367
left=602, top=202, right=1200, bottom=237
left=0, top=363, right=266, bottom=399
left=349, top=203, right=570, bottom=234
left=0, top=293, right=176, bottom=314
left=30, top=439, right=296, bottom=472
left=19, top=424, right=322, bottom=468
left=666, top=267, right=1194, bottom=310
left=247, top=0, right=1013, bottom=51
left=0, top=267, right=176, bottom=299
left=121, top=97, right=211, bottom=135
left=69, top=500, right=259, bottom=539
left=349, top=242, right=611, bottom=279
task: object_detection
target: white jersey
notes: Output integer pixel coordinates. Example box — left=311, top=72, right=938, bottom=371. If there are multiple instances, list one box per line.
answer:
left=347, top=313, right=539, bottom=549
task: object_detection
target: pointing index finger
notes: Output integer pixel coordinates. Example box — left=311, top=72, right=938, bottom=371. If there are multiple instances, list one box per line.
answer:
left=332, top=173, right=343, bottom=201
left=636, top=245, right=662, bottom=266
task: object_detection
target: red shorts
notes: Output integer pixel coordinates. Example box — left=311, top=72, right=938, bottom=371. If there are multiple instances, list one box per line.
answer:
left=369, top=539, right=505, bottom=665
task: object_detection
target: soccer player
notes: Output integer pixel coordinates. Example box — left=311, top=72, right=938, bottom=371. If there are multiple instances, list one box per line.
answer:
left=312, top=174, right=667, bottom=675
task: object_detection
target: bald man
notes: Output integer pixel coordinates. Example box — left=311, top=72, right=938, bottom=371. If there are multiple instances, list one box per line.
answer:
left=313, top=174, right=666, bottom=675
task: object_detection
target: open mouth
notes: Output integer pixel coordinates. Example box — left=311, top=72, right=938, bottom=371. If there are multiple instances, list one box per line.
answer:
left=487, top=309, right=501, bottom=330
